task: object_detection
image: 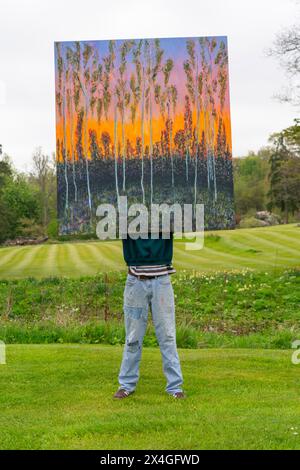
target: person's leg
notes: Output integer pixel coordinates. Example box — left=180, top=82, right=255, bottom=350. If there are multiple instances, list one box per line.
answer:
left=150, top=275, right=184, bottom=395
left=118, top=274, right=149, bottom=393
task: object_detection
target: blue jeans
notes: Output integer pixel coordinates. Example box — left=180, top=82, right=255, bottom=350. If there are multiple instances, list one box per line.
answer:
left=118, top=273, right=183, bottom=394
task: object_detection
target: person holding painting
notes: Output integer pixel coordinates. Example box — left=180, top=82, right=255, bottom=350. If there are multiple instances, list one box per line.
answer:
left=113, top=233, right=185, bottom=399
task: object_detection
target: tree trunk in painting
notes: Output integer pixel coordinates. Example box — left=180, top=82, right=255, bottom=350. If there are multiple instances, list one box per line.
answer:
left=168, top=104, right=174, bottom=192
left=207, top=111, right=217, bottom=200
left=149, top=88, right=153, bottom=205
left=194, top=62, right=200, bottom=214
left=184, top=96, right=192, bottom=184
left=62, top=85, right=69, bottom=214
left=84, top=98, right=92, bottom=212
left=209, top=43, right=217, bottom=202
left=69, top=103, right=78, bottom=203
left=213, top=145, right=217, bottom=201
left=211, top=117, right=217, bottom=203
left=186, top=149, right=189, bottom=182
left=206, top=110, right=210, bottom=192
left=122, top=111, right=126, bottom=192
left=170, top=116, right=175, bottom=201
left=140, top=67, right=145, bottom=205
left=194, top=101, right=199, bottom=213
left=114, top=101, right=119, bottom=202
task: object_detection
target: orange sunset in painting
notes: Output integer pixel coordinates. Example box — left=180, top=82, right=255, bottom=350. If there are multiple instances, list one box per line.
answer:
left=54, top=37, right=234, bottom=234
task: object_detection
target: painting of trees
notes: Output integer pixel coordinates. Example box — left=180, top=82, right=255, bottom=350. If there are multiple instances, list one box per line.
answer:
left=55, top=36, right=234, bottom=234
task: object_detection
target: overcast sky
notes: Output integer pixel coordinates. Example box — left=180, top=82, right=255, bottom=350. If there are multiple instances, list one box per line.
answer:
left=0, top=0, right=299, bottom=170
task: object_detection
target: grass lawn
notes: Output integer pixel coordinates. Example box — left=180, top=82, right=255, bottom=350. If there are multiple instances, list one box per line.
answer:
left=1, top=344, right=300, bottom=450
left=0, top=224, right=299, bottom=279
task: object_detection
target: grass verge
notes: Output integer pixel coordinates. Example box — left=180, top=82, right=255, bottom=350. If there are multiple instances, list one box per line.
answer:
left=0, top=345, right=300, bottom=450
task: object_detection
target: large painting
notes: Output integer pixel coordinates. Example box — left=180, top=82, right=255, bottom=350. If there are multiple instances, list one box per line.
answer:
left=55, top=36, right=234, bottom=235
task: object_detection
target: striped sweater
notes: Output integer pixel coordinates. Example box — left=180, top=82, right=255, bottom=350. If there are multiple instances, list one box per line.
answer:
left=128, top=264, right=176, bottom=277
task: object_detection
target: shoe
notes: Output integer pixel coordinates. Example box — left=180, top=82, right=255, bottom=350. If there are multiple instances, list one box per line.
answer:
left=171, top=391, right=186, bottom=399
left=113, top=388, right=134, bottom=399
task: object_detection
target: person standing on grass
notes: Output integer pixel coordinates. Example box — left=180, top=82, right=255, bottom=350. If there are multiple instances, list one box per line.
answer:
left=113, top=232, right=185, bottom=399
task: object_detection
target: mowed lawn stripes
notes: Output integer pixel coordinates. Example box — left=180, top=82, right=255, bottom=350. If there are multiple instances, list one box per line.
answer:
left=0, top=245, right=43, bottom=278
left=0, top=224, right=299, bottom=279
left=210, top=233, right=296, bottom=267
left=0, top=246, right=28, bottom=273
left=174, top=246, right=244, bottom=271
left=85, top=242, right=123, bottom=271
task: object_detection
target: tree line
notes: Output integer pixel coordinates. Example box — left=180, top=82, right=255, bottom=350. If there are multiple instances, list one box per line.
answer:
left=234, top=119, right=300, bottom=224
left=0, top=148, right=56, bottom=243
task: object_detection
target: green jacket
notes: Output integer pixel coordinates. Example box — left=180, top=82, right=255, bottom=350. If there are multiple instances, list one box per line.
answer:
left=122, top=233, right=173, bottom=266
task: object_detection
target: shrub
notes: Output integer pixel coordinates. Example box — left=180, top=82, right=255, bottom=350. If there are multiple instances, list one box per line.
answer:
left=238, top=217, right=267, bottom=228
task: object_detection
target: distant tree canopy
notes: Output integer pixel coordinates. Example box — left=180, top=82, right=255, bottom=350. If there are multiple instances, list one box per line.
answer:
left=268, top=119, right=300, bottom=223
left=267, top=23, right=300, bottom=107
left=29, top=147, right=57, bottom=235
left=234, top=119, right=300, bottom=223
left=0, top=151, right=57, bottom=243
left=233, top=148, right=271, bottom=217
left=0, top=156, right=39, bottom=242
